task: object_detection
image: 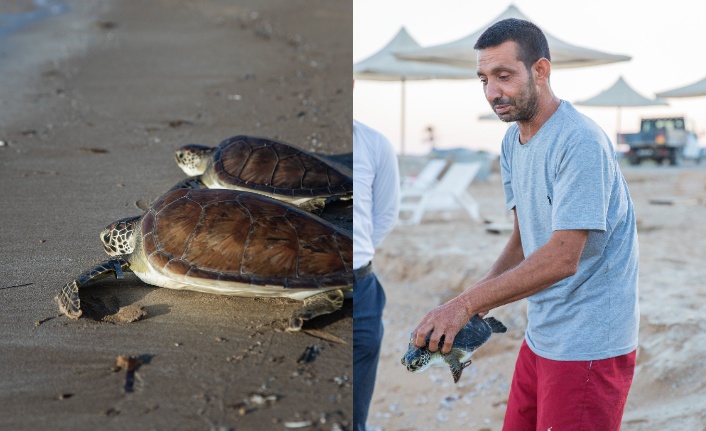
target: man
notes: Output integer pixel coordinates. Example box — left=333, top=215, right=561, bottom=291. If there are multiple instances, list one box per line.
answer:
left=353, top=119, right=399, bottom=431
left=412, top=18, right=639, bottom=430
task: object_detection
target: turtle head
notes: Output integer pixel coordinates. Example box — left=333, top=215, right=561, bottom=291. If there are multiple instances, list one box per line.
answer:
left=175, top=144, right=213, bottom=176
left=101, top=216, right=140, bottom=256
left=400, top=340, right=434, bottom=373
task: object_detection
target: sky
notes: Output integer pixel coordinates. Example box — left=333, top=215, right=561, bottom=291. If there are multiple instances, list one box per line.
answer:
left=353, top=0, right=706, bottom=155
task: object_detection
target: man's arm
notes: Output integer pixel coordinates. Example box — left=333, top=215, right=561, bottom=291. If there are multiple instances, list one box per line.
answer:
left=469, top=209, right=524, bottom=318
left=476, top=209, right=524, bottom=286
left=371, top=137, right=400, bottom=248
left=413, top=225, right=588, bottom=354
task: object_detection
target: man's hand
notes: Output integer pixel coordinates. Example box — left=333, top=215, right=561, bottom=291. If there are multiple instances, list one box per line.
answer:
left=412, top=298, right=472, bottom=355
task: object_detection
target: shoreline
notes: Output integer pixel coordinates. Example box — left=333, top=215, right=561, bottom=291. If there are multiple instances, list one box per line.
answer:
left=0, top=0, right=68, bottom=38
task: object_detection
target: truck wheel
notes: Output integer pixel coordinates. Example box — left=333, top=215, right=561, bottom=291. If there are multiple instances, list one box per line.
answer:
left=669, top=149, right=680, bottom=166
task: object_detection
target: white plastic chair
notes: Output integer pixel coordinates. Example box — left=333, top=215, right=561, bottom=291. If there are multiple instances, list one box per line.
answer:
left=398, top=162, right=482, bottom=225
left=400, top=158, right=448, bottom=192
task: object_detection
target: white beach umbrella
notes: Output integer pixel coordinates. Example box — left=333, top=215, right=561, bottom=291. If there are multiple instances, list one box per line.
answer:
left=655, top=76, right=706, bottom=137
left=575, top=76, right=668, bottom=135
left=396, top=5, right=630, bottom=70
left=354, top=27, right=474, bottom=154
left=656, top=76, right=706, bottom=98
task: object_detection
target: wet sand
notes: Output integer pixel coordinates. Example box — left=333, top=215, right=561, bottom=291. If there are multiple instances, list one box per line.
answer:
left=0, top=0, right=352, bottom=429
left=371, top=164, right=706, bottom=430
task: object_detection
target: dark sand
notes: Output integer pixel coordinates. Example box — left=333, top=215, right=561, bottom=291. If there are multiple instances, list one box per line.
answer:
left=0, top=1, right=352, bottom=429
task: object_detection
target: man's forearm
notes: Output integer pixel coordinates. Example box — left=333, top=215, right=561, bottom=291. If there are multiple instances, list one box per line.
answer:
left=457, top=229, right=588, bottom=317
left=474, top=211, right=524, bottom=286
left=478, top=236, right=524, bottom=284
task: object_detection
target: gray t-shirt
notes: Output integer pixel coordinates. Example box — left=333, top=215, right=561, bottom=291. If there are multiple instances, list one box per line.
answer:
left=500, top=100, right=639, bottom=361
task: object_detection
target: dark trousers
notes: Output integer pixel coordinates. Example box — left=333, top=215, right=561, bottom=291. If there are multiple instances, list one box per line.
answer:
left=352, top=271, right=386, bottom=431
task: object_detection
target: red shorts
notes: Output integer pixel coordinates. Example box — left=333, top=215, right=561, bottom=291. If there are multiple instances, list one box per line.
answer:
left=503, top=340, right=636, bottom=431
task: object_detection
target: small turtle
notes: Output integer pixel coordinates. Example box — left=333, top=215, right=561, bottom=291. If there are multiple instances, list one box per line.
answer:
left=173, top=135, right=353, bottom=209
left=55, top=188, right=353, bottom=331
left=401, top=315, right=507, bottom=383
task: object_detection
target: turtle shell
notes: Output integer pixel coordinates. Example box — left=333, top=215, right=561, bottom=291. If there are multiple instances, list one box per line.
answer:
left=450, top=316, right=493, bottom=351
left=426, top=315, right=493, bottom=352
left=211, top=135, right=353, bottom=198
left=139, top=188, right=353, bottom=289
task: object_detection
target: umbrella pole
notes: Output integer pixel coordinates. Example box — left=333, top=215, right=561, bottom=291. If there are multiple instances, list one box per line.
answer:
left=616, top=106, right=622, bottom=144
left=400, top=78, right=406, bottom=155
left=617, top=106, right=622, bottom=132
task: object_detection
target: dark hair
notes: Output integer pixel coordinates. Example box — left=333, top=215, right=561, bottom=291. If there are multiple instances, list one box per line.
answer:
left=474, top=18, right=550, bottom=70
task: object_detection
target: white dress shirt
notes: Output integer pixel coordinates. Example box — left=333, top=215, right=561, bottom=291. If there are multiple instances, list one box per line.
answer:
left=353, top=119, right=400, bottom=270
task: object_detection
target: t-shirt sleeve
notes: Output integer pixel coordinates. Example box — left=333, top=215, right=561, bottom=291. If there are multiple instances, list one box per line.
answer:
left=552, top=138, right=613, bottom=232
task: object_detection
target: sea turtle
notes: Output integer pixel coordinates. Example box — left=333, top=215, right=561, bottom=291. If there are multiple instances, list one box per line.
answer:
left=401, top=315, right=507, bottom=383
left=55, top=188, right=353, bottom=331
left=173, top=135, right=353, bottom=209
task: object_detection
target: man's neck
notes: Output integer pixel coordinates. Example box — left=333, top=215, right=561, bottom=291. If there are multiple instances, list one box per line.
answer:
left=517, top=95, right=561, bottom=144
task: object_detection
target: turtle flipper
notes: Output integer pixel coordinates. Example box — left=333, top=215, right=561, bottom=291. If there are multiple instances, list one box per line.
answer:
left=55, top=258, right=130, bottom=319
left=168, top=176, right=206, bottom=191
left=287, top=289, right=344, bottom=332
left=57, top=279, right=82, bottom=319
left=484, top=317, right=507, bottom=334
left=444, top=351, right=467, bottom=384
left=297, top=197, right=327, bottom=213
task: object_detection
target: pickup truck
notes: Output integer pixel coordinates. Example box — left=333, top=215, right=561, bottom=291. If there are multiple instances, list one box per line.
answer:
left=617, top=117, right=702, bottom=165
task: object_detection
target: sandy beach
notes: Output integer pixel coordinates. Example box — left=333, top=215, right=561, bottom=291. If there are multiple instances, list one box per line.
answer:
left=369, top=163, right=706, bottom=430
left=4, top=2, right=706, bottom=430
left=0, top=1, right=351, bottom=429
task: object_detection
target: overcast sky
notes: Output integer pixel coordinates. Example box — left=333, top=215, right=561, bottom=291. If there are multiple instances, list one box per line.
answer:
left=354, top=0, right=706, bottom=155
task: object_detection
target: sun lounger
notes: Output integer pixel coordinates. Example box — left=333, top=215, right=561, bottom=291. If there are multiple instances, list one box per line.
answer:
left=400, top=158, right=448, bottom=191
left=398, top=161, right=482, bottom=225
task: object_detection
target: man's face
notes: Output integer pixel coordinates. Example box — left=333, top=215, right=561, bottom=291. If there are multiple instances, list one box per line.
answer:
left=476, top=41, right=539, bottom=123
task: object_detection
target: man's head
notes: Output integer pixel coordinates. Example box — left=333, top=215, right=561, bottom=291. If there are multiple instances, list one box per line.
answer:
left=474, top=18, right=550, bottom=72
left=474, top=19, right=553, bottom=123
